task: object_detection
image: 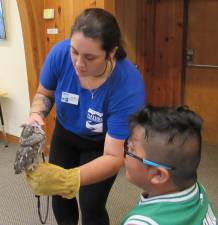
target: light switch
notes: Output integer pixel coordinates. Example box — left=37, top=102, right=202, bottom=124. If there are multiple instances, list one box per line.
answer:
left=43, top=9, right=55, bottom=19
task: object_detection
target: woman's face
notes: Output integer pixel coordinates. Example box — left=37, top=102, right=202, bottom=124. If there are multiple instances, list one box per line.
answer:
left=70, top=32, right=107, bottom=78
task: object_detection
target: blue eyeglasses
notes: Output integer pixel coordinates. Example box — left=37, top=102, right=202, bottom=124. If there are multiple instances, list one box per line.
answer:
left=124, top=138, right=176, bottom=170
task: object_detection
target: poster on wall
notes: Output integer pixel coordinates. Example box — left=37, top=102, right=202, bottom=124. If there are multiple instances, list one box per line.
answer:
left=0, top=0, right=6, bottom=39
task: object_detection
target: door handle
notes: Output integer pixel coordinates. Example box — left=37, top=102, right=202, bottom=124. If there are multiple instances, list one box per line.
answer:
left=187, top=63, right=218, bottom=69
left=186, top=49, right=218, bottom=68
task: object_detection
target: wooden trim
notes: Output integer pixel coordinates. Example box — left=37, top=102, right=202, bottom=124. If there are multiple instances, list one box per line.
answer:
left=0, top=132, right=19, bottom=144
left=181, top=0, right=189, bottom=104
left=16, top=0, right=45, bottom=103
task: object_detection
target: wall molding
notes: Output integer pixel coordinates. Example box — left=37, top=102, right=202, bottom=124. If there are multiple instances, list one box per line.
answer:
left=0, top=132, right=19, bottom=145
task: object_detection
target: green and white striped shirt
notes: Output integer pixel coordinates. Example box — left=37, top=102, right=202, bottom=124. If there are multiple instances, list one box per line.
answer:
left=120, top=182, right=217, bottom=225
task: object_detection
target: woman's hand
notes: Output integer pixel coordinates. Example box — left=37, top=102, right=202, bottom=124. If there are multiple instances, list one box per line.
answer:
left=26, top=112, right=45, bottom=126
left=25, top=162, right=80, bottom=199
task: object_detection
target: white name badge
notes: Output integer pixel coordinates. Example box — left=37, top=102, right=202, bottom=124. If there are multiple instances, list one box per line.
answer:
left=61, top=92, right=79, bottom=105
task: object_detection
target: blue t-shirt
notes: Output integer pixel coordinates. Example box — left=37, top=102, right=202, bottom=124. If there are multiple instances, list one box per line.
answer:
left=40, top=39, right=145, bottom=140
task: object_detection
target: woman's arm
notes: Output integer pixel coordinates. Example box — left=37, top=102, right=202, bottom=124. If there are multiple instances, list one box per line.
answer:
left=27, top=84, right=54, bottom=125
left=25, top=133, right=124, bottom=197
left=79, top=133, right=124, bottom=185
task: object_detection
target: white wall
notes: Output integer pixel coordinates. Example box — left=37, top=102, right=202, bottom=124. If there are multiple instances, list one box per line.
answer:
left=0, top=0, right=30, bottom=137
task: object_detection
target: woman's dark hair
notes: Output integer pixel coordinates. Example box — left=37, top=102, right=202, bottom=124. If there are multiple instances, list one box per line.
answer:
left=70, top=8, right=126, bottom=60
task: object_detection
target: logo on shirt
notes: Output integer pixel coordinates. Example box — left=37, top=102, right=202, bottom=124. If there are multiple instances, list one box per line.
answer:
left=86, top=108, right=103, bottom=133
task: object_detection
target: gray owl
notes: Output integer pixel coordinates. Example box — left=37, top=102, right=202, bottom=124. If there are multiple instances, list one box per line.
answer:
left=14, top=123, right=46, bottom=174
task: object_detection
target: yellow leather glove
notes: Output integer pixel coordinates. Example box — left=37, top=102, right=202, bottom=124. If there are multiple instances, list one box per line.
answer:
left=25, top=162, right=80, bottom=199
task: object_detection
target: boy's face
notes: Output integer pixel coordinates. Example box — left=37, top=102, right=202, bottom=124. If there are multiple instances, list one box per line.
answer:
left=124, top=125, right=149, bottom=190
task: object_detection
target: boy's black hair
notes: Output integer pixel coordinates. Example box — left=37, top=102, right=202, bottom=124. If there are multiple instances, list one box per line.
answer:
left=128, top=105, right=203, bottom=189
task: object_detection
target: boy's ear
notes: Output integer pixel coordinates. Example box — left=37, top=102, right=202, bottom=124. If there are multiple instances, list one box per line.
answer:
left=149, top=168, right=170, bottom=185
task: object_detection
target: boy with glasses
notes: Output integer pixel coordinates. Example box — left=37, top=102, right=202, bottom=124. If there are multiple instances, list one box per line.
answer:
left=120, top=105, right=217, bottom=225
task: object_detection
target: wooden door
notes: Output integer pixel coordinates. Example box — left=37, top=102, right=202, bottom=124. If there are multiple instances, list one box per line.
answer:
left=184, top=1, right=218, bottom=144
left=136, top=0, right=184, bottom=107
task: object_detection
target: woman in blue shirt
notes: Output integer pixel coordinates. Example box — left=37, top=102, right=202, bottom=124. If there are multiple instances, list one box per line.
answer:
left=26, top=8, right=145, bottom=225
